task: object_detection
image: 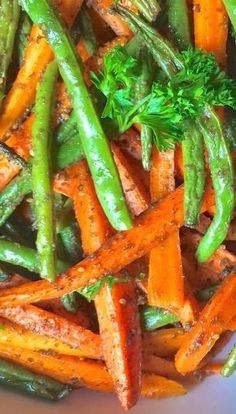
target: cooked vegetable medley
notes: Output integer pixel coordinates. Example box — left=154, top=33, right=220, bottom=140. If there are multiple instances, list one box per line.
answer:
left=0, top=0, right=235, bottom=410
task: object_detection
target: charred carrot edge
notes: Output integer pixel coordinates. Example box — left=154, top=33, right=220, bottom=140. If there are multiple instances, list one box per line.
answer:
left=148, top=148, right=185, bottom=310
left=0, top=0, right=83, bottom=140
left=175, top=273, right=236, bottom=374
left=0, top=185, right=215, bottom=308
left=193, top=0, right=228, bottom=67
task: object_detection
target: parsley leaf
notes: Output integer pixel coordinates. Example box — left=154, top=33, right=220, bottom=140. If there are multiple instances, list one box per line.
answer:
left=79, top=274, right=131, bottom=302
left=92, top=45, right=236, bottom=151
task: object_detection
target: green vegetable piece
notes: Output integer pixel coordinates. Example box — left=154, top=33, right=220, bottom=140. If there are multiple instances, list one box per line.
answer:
left=21, top=0, right=132, bottom=232
left=221, top=344, right=236, bottom=377
left=0, top=358, right=71, bottom=400
left=0, top=168, right=32, bottom=227
left=0, top=0, right=20, bottom=95
left=15, top=11, right=32, bottom=65
left=196, top=108, right=235, bottom=262
left=196, top=284, right=219, bottom=302
left=77, top=6, right=98, bottom=56
left=62, top=291, right=80, bottom=314
left=59, top=224, right=82, bottom=264
left=79, top=275, right=130, bottom=302
left=140, top=306, right=179, bottom=331
left=182, top=120, right=205, bottom=227
left=134, top=47, right=154, bottom=170
left=130, top=0, right=160, bottom=22
left=0, top=239, right=68, bottom=274
left=32, top=60, right=58, bottom=282
left=166, top=0, right=192, bottom=50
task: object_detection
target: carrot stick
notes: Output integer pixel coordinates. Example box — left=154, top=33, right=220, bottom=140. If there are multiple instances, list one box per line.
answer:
left=111, top=142, right=150, bottom=216
left=175, top=273, right=236, bottom=374
left=0, top=304, right=101, bottom=358
left=0, top=185, right=215, bottom=308
left=143, top=328, right=186, bottom=358
left=0, top=0, right=83, bottom=140
left=67, top=159, right=142, bottom=409
left=193, top=0, right=228, bottom=67
left=0, top=343, right=186, bottom=397
left=0, top=316, right=101, bottom=359
left=148, top=148, right=185, bottom=309
left=90, top=0, right=133, bottom=36
left=117, top=128, right=142, bottom=161
left=143, top=354, right=189, bottom=382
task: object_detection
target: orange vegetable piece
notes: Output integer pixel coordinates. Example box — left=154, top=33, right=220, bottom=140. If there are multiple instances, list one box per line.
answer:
left=148, top=148, right=185, bottom=309
left=175, top=273, right=236, bottom=374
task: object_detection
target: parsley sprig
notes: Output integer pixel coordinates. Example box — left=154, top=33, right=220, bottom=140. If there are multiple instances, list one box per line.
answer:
left=92, top=46, right=236, bottom=151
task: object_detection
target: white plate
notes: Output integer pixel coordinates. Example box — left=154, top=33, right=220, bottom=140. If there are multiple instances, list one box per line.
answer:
left=0, top=337, right=235, bottom=414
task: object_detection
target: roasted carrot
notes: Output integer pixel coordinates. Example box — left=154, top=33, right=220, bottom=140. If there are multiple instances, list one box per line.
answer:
left=117, top=128, right=142, bottom=161
left=182, top=231, right=236, bottom=292
left=0, top=185, right=215, bottom=308
left=0, top=316, right=101, bottom=359
left=143, top=328, right=186, bottom=358
left=111, top=142, right=150, bottom=216
left=0, top=0, right=83, bottom=140
left=66, top=159, right=142, bottom=409
left=90, top=0, right=133, bottom=36
left=193, top=0, right=228, bottom=67
left=38, top=298, right=93, bottom=330
left=0, top=343, right=186, bottom=397
left=175, top=273, right=236, bottom=374
left=148, top=148, right=185, bottom=309
left=143, top=354, right=190, bottom=382
left=0, top=304, right=101, bottom=358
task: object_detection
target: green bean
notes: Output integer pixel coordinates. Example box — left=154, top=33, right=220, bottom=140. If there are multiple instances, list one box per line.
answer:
left=134, top=47, right=154, bottom=171
left=0, top=358, right=71, bottom=400
left=56, top=133, right=83, bottom=169
left=59, top=223, right=82, bottom=264
left=32, top=60, right=58, bottom=282
left=21, top=0, right=132, bottom=232
left=182, top=121, right=205, bottom=226
left=15, top=11, right=32, bottom=65
left=196, top=108, right=235, bottom=262
left=0, top=168, right=32, bottom=227
left=77, top=6, right=98, bottom=56
left=61, top=291, right=80, bottom=314
left=166, top=0, right=192, bottom=50
left=0, top=239, right=68, bottom=274
left=221, top=344, right=236, bottom=377
left=116, top=7, right=235, bottom=260
left=165, top=0, right=204, bottom=227
left=223, top=1, right=236, bottom=33
left=0, top=0, right=20, bottom=95
left=56, top=110, right=78, bottom=145
left=140, top=306, right=179, bottom=331
left=114, top=5, right=183, bottom=78
left=196, top=284, right=219, bottom=302
left=130, top=0, right=160, bottom=22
